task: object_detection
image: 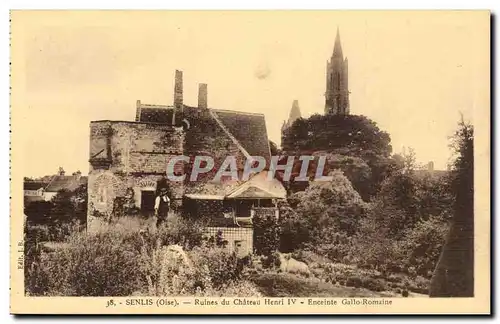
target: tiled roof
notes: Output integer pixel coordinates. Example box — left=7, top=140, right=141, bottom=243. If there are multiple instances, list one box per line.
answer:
left=45, top=176, right=87, bottom=193
left=212, top=109, right=271, bottom=159
left=138, top=104, right=281, bottom=200
left=184, top=178, right=243, bottom=197
left=138, top=105, right=271, bottom=160
left=226, top=171, right=286, bottom=199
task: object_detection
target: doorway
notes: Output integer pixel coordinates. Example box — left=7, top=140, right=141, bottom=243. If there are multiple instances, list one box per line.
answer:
left=140, top=190, right=156, bottom=217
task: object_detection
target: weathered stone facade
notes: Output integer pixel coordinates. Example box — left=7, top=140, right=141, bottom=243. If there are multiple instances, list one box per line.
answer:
left=87, top=70, right=286, bottom=256
left=88, top=121, right=184, bottom=228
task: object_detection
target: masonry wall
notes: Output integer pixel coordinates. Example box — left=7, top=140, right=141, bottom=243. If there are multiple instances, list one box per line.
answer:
left=88, top=121, right=184, bottom=228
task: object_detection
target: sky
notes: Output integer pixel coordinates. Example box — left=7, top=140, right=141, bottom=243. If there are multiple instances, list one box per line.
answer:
left=11, top=10, right=489, bottom=177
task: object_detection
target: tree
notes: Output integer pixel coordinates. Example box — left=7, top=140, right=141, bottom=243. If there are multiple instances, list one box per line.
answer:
left=430, top=119, right=474, bottom=297
left=295, top=170, right=368, bottom=237
left=269, top=140, right=279, bottom=156
left=281, top=114, right=392, bottom=159
left=278, top=201, right=310, bottom=252
left=24, top=201, right=54, bottom=225
left=281, top=114, right=395, bottom=199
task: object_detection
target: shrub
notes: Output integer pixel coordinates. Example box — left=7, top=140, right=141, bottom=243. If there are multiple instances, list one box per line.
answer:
left=407, top=275, right=430, bottom=295
left=189, top=245, right=243, bottom=289
left=25, top=229, right=143, bottom=296
left=261, top=251, right=281, bottom=270
left=253, top=211, right=280, bottom=257
left=399, top=215, right=449, bottom=277
left=362, top=278, right=387, bottom=292
left=24, top=216, right=215, bottom=296
left=345, top=276, right=362, bottom=288
left=278, top=204, right=310, bottom=252
left=295, top=170, right=368, bottom=237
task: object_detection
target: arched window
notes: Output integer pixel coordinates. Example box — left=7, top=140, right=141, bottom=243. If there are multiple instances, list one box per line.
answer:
left=98, top=185, right=107, bottom=204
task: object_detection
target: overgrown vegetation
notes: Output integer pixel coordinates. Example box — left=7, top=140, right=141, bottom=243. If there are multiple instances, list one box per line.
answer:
left=25, top=216, right=260, bottom=297
left=24, top=114, right=473, bottom=297
left=271, top=115, right=472, bottom=296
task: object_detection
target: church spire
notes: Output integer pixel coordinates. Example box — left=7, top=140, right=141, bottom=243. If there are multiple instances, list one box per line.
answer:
left=325, top=27, right=350, bottom=115
left=288, top=100, right=301, bottom=123
left=333, top=26, right=343, bottom=58
left=281, top=100, right=302, bottom=134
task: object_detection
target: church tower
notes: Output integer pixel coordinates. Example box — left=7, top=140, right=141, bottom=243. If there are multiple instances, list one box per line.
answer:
left=325, top=27, right=350, bottom=115
left=281, top=100, right=302, bottom=132
left=281, top=100, right=302, bottom=143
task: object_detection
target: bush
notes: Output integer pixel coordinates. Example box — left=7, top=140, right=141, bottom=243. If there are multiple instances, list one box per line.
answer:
left=190, top=245, right=243, bottom=289
left=25, top=216, right=249, bottom=297
left=278, top=204, right=310, bottom=252
left=295, top=170, right=368, bottom=237
left=399, top=215, right=449, bottom=277
left=362, top=278, right=387, bottom=292
left=407, top=275, right=430, bottom=295
left=26, top=229, right=143, bottom=296
left=345, top=276, right=362, bottom=288
left=253, top=211, right=280, bottom=257
left=261, top=251, right=281, bottom=270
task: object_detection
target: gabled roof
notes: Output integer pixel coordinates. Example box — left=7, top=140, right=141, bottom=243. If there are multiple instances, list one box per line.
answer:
left=226, top=171, right=286, bottom=199
left=45, top=176, right=87, bottom=193
left=138, top=103, right=283, bottom=200
left=212, top=109, right=271, bottom=159
left=138, top=105, right=271, bottom=160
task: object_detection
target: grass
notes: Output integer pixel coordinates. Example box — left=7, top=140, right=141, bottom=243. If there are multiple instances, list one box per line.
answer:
left=250, top=272, right=427, bottom=298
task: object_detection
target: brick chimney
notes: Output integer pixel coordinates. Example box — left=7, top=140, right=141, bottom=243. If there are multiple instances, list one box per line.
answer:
left=198, top=83, right=208, bottom=109
left=135, top=99, right=142, bottom=122
left=172, top=70, right=183, bottom=125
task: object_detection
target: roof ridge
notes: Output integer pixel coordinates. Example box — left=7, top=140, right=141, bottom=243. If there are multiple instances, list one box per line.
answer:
left=209, top=110, right=253, bottom=161
left=139, top=103, right=173, bottom=109
left=139, top=103, right=265, bottom=117
left=210, top=108, right=265, bottom=117
left=44, top=175, right=57, bottom=191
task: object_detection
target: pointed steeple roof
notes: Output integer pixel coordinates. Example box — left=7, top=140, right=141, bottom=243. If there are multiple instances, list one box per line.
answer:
left=288, top=100, right=301, bottom=124
left=333, top=26, right=343, bottom=58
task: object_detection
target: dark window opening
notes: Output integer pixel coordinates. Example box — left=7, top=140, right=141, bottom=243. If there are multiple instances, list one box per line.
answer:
left=141, top=190, right=156, bottom=217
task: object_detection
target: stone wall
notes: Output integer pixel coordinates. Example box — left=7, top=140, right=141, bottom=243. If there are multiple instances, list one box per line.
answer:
left=89, top=121, right=183, bottom=173
left=88, top=121, right=185, bottom=226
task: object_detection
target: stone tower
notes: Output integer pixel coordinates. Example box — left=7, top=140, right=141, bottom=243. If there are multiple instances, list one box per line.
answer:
left=325, top=27, right=350, bottom=115
left=281, top=100, right=302, bottom=145
left=281, top=100, right=302, bottom=133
